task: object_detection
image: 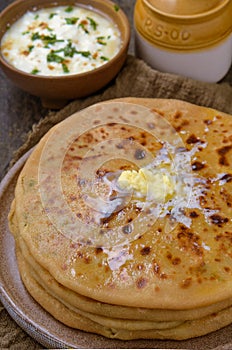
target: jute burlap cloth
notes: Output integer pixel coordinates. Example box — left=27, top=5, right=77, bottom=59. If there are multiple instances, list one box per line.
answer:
left=1, top=55, right=232, bottom=349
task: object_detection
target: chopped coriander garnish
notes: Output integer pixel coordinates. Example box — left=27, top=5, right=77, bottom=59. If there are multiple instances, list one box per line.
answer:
left=65, top=17, right=79, bottom=25
left=31, top=68, right=40, bottom=74
left=31, top=32, right=65, bottom=46
left=63, top=42, right=77, bottom=57
left=78, top=22, right=89, bottom=34
left=114, top=4, right=120, bottom=12
left=65, top=6, right=73, bottom=12
left=42, top=34, right=64, bottom=46
left=31, top=32, right=41, bottom=40
left=28, top=45, right=34, bottom=52
left=47, top=51, right=64, bottom=63
left=62, top=63, right=70, bottom=73
left=47, top=51, right=71, bottom=73
left=22, top=30, right=30, bottom=35
left=54, top=42, right=77, bottom=58
left=34, top=14, right=39, bottom=20
left=97, top=36, right=107, bottom=45
left=76, top=50, right=91, bottom=57
left=52, top=43, right=91, bottom=59
left=49, top=13, right=57, bottom=19
left=87, top=17, right=98, bottom=30
left=100, top=56, right=109, bottom=61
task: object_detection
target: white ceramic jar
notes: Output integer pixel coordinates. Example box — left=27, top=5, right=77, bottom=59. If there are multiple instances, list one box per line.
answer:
left=134, top=0, right=232, bottom=82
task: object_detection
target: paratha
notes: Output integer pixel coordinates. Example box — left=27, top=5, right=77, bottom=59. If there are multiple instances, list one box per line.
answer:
left=16, top=247, right=232, bottom=340
left=9, top=98, right=232, bottom=339
left=17, top=233, right=232, bottom=323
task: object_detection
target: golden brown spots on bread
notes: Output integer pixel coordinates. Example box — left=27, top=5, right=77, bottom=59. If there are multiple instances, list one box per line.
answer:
left=189, top=211, right=199, bottom=218
left=214, top=232, right=232, bottom=258
left=210, top=214, right=229, bottom=226
left=220, top=174, right=232, bottom=183
left=136, top=277, right=148, bottom=289
left=140, top=132, right=147, bottom=146
left=175, top=120, right=190, bottom=132
left=210, top=276, right=217, bottom=281
left=172, top=257, right=181, bottom=265
left=95, top=247, right=103, bottom=255
left=75, top=251, right=92, bottom=264
left=192, top=161, right=205, bottom=171
left=217, top=145, right=232, bottom=166
left=173, top=111, right=182, bottom=119
left=224, top=266, right=231, bottom=273
left=180, top=277, right=192, bottom=289
left=204, top=119, right=213, bottom=125
left=83, top=132, right=94, bottom=143
left=186, top=134, right=202, bottom=144
left=130, top=109, right=138, bottom=115
left=215, top=258, right=221, bottom=262
left=153, top=261, right=168, bottom=279
left=188, top=262, right=206, bottom=278
left=199, top=195, right=207, bottom=206
left=140, top=246, right=151, bottom=256
left=140, top=132, right=146, bottom=139
left=215, top=232, right=232, bottom=243
left=220, top=189, right=232, bottom=208
left=177, top=229, right=203, bottom=256
left=151, top=108, right=165, bottom=117
left=166, top=252, right=181, bottom=265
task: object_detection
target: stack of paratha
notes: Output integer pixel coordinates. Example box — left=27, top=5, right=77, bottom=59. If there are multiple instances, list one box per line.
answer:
left=8, top=98, right=232, bottom=340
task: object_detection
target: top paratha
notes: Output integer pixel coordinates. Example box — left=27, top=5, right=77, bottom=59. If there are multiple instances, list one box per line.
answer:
left=9, top=98, right=232, bottom=310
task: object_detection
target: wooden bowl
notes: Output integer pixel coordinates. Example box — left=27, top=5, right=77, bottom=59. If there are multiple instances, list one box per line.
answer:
left=0, top=0, right=130, bottom=108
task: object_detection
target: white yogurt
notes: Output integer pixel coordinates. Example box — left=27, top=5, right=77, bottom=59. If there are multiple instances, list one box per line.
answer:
left=1, top=5, right=121, bottom=76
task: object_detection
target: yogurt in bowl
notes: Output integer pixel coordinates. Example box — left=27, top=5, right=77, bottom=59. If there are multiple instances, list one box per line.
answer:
left=1, top=5, right=121, bottom=76
left=0, top=0, right=130, bottom=108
